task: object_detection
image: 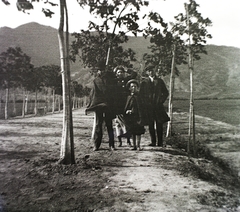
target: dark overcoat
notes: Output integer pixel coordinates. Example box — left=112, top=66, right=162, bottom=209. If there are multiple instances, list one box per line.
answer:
left=123, top=93, right=145, bottom=135
left=85, top=71, right=116, bottom=119
left=139, top=77, right=170, bottom=125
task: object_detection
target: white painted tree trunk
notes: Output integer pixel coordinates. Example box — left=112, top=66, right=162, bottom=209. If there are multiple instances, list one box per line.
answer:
left=34, top=89, right=38, bottom=115
left=5, top=88, right=9, bottom=120
left=166, top=43, right=176, bottom=137
left=22, top=89, right=25, bottom=118
left=25, top=91, right=29, bottom=114
left=58, top=0, right=75, bottom=164
left=52, top=89, right=55, bottom=114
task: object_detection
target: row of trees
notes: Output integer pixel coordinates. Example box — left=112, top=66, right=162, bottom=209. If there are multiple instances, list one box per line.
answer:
left=1, top=0, right=212, bottom=164
left=0, top=47, right=90, bottom=119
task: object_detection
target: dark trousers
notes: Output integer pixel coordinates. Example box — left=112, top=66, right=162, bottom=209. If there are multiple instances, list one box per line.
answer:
left=149, top=119, right=163, bottom=146
left=92, top=110, right=114, bottom=149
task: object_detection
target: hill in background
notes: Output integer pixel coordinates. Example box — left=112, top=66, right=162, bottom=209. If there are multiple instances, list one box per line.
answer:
left=0, top=22, right=240, bottom=99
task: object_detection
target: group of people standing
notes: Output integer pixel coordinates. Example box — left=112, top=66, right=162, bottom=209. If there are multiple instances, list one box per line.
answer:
left=85, top=63, right=170, bottom=151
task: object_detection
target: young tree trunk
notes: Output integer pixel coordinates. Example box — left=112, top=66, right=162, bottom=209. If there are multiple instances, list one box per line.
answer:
left=13, top=90, right=16, bottom=116
left=58, top=0, right=75, bottom=164
left=185, top=3, right=196, bottom=157
left=25, top=91, right=29, bottom=114
left=22, top=89, right=25, bottom=118
left=5, top=87, right=9, bottom=120
left=34, top=89, right=38, bottom=115
left=188, top=54, right=196, bottom=156
left=52, top=88, right=55, bottom=114
left=166, top=43, right=176, bottom=137
left=58, top=95, right=61, bottom=112
left=77, top=97, right=79, bottom=109
left=45, top=94, right=49, bottom=114
left=72, top=93, right=76, bottom=110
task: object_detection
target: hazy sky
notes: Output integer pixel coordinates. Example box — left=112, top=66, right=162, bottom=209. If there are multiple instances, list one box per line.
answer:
left=0, top=0, right=239, bottom=48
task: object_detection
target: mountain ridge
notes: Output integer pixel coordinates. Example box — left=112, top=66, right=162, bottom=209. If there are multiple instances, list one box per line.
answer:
left=0, top=22, right=240, bottom=99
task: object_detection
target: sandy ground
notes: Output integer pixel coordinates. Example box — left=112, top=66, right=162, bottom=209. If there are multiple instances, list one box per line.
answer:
left=0, top=108, right=240, bottom=211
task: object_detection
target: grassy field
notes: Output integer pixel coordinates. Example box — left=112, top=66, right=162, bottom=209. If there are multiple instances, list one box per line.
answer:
left=173, top=99, right=240, bottom=126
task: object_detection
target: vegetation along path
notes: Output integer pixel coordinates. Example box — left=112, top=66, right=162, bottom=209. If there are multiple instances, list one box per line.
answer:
left=0, top=108, right=239, bottom=211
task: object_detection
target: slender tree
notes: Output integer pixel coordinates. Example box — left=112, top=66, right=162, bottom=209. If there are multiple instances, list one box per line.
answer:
left=57, top=0, right=75, bottom=164
left=174, top=0, right=212, bottom=156
left=2, top=0, right=76, bottom=164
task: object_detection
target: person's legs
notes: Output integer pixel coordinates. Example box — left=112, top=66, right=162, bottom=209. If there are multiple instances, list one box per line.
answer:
left=105, top=112, right=115, bottom=150
left=127, top=135, right=132, bottom=146
left=148, top=120, right=156, bottom=146
left=131, top=134, right=137, bottom=150
left=92, top=110, right=103, bottom=151
left=118, top=136, right=122, bottom=147
left=156, top=122, right=163, bottom=147
left=136, top=135, right=142, bottom=150
left=114, top=115, right=122, bottom=147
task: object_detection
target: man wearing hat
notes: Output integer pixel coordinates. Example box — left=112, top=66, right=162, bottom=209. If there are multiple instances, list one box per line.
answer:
left=139, top=65, right=169, bottom=147
left=85, top=61, right=116, bottom=151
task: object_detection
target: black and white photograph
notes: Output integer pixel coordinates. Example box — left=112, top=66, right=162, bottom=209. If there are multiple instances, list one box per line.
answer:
left=0, top=0, right=239, bottom=211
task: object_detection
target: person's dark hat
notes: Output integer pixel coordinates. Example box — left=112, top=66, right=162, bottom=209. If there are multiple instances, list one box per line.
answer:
left=126, top=79, right=139, bottom=88
left=145, top=64, right=155, bottom=71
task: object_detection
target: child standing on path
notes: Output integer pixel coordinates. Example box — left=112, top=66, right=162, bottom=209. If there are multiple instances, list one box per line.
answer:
left=124, top=79, right=145, bottom=151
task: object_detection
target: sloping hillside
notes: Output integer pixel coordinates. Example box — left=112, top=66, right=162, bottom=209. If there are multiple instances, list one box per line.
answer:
left=0, top=22, right=240, bottom=99
left=0, top=22, right=93, bottom=87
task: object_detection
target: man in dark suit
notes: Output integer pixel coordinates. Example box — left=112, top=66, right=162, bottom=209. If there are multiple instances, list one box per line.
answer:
left=139, top=65, right=169, bottom=147
left=85, top=62, right=116, bottom=151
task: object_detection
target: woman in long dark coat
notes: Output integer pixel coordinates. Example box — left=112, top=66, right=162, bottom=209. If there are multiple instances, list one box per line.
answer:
left=123, top=79, right=145, bottom=150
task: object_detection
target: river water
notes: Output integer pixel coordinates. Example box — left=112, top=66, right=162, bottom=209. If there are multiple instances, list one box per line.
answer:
left=172, top=99, right=240, bottom=126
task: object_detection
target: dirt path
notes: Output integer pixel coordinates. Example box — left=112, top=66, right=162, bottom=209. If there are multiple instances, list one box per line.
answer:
left=0, top=108, right=240, bottom=211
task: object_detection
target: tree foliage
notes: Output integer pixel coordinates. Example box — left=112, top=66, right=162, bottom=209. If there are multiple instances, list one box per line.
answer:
left=71, top=0, right=149, bottom=71
left=43, top=65, right=62, bottom=95
left=172, top=0, right=212, bottom=60
left=143, top=12, right=187, bottom=77
left=0, top=47, right=33, bottom=89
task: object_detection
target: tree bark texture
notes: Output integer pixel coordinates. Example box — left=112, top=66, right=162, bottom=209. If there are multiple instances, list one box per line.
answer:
left=166, top=43, right=176, bottom=137
left=58, top=0, right=75, bottom=164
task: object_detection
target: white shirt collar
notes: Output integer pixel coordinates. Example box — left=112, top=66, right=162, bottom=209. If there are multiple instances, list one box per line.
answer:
left=149, top=76, right=154, bottom=82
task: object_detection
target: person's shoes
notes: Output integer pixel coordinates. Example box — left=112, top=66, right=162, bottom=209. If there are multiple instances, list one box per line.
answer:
left=118, top=142, right=122, bottom=147
left=137, top=147, right=143, bottom=151
left=148, top=143, right=156, bottom=147
left=109, top=146, right=116, bottom=151
left=157, top=143, right=163, bottom=147
left=131, top=147, right=137, bottom=150
left=93, top=147, right=98, bottom=151
left=127, top=142, right=132, bottom=147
